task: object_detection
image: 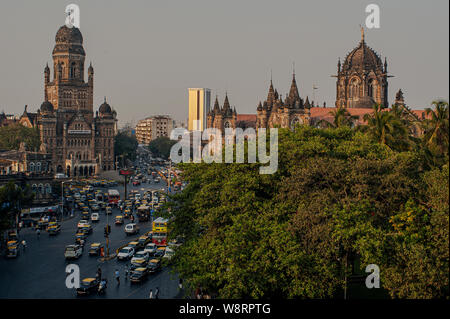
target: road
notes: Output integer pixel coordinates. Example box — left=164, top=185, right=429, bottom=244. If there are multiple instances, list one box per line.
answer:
left=0, top=174, right=181, bottom=299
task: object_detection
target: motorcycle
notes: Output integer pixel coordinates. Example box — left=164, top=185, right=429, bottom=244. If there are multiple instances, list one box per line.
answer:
left=98, top=279, right=107, bottom=294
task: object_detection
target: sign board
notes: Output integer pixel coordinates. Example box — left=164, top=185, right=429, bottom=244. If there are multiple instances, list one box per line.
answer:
left=119, top=169, right=134, bottom=176
left=67, top=130, right=91, bottom=134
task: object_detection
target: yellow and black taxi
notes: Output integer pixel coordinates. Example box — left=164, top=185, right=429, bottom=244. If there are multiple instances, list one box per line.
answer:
left=115, top=215, right=124, bottom=225
left=130, top=258, right=147, bottom=271
left=36, top=219, right=48, bottom=230
left=47, top=222, right=61, bottom=235
left=154, top=246, right=166, bottom=258
left=76, top=278, right=99, bottom=296
left=75, top=232, right=87, bottom=246
left=78, top=223, right=92, bottom=235
left=137, top=235, right=150, bottom=248
left=123, top=208, right=131, bottom=219
left=129, top=267, right=148, bottom=283
left=88, top=243, right=104, bottom=256
left=127, top=241, right=139, bottom=251
left=6, top=240, right=20, bottom=258
left=81, top=211, right=90, bottom=220
left=147, top=259, right=161, bottom=273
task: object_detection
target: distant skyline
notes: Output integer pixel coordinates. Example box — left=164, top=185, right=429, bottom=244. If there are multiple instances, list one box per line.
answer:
left=0, top=0, right=448, bottom=126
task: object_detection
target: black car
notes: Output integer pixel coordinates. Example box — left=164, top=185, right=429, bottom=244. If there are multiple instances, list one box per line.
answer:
left=76, top=278, right=99, bottom=295
left=147, top=259, right=161, bottom=273
left=129, top=268, right=148, bottom=283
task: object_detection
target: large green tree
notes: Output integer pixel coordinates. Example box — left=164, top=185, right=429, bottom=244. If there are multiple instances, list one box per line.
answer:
left=148, top=137, right=177, bottom=159
left=0, top=124, right=41, bottom=151
left=114, top=131, right=138, bottom=166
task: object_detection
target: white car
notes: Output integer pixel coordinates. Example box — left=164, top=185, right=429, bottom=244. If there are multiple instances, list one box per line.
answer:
left=163, top=247, right=174, bottom=259
left=131, top=251, right=150, bottom=264
left=64, top=244, right=82, bottom=259
left=124, top=223, right=139, bottom=235
left=74, top=193, right=81, bottom=200
left=144, top=243, right=157, bottom=255
left=90, top=213, right=100, bottom=222
left=77, top=220, right=89, bottom=228
left=117, top=247, right=135, bottom=260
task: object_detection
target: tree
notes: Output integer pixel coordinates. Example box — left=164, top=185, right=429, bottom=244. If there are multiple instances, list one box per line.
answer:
left=0, top=124, right=41, bottom=151
left=423, top=100, right=449, bottom=156
left=114, top=131, right=138, bottom=166
left=148, top=137, right=177, bottom=159
left=0, top=182, right=34, bottom=234
left=319, top=107, right=358, bottom=128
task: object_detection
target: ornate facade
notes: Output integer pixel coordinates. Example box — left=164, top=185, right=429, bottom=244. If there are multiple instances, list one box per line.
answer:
left=256, top=72, right=311, bottom=129
left=35, top=25, right=117, bottom=176
left=335, top=28, right=389, bottom=108
left=207, top=94, right=237, bottom=132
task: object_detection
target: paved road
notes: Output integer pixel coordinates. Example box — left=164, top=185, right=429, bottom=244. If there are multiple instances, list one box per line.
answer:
left=0, top=177, right=181, bottom=299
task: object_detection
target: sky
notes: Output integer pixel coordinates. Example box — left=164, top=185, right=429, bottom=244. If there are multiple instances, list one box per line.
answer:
left=0, top=0, right=448, bottom=127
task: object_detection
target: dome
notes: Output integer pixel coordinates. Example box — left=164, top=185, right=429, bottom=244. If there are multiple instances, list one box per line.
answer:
left=55, top=25, right=83, bottom=44
left=40, top=101, right=54, bottom=113
left=342, top=32, right=383, bottom=72
left=99, top=98, right=112, bottom=114
left=53, top=25, right=85, bottom=55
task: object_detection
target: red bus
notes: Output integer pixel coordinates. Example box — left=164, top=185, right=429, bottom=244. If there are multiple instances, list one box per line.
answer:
left=108, top=189, right=120, bottom=205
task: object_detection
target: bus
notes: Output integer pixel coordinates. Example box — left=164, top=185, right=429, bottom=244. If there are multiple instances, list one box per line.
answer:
left=137, top=205, right=150, bottom=222
left=108, top=189, right=120, bottom=205
left=152, top=217, right=168, bottom=246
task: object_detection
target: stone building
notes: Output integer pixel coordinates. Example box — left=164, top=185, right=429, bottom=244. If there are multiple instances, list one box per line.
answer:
left=256, top=72, right=311, bottom=129
left=334, top=28, right=389, bottom=108
left=29, top=25, right=117, bottom=176
left=207, top=94, right=237, bottom=132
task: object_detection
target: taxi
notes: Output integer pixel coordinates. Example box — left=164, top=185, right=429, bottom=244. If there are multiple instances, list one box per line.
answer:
left=137, top=235, right=150, bottom=248
left=154, top=246, right=166, bottom=258
left=88, top=243, right=104, bottom=256
left=75, top=232, right=87, bottom=246
left=47, top=222, right=61, bottom=235
left=129, top=267, right=148, bottom=283
left=78, top=223, right=92, bottom=234
left=115, top=215, right=124, bottom=225
left=127, top=241, right=139, bottom=251
left=123, top=208, right=131, bottom=219
left=130, top=258, right=147, bottom=271
left=81, top=211, right=90, bottom=220
left=36, top=219, right=48, bottom=230
left=6, top=240, right=19, bottom=258
left=147, top=259, right=162, bottom=273
left=76, top=278, right=99, bottom=296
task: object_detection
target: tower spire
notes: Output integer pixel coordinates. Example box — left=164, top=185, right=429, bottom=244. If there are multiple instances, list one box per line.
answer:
left=360, top=25, right=365, bottom=42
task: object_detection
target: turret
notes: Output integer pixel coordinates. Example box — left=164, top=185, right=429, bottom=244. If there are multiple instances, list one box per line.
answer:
left=88, top=62, right=94, bottom=86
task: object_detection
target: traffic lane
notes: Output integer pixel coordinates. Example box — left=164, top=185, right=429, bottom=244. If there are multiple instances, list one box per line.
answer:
left=0, top=206, right=177, bottom=298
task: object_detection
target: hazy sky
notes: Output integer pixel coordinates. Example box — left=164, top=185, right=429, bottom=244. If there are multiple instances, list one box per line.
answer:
left=1, top=0, right=448, bottom=126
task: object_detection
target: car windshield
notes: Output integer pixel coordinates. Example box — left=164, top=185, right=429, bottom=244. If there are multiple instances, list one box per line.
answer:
left=120, top=248, right=130, bottom=254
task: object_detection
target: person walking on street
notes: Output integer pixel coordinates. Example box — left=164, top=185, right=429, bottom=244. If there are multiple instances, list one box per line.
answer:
left=178, top=278, right=183, bottom=290
left=115, top=269, right=120, bottom=285
left=97, top=267, right=102, bottom=281
left=21, top=240, right=27, bottom=251
left=154, top=287, right=159, bottom=299
left=149, top=289, right=153, bottom=299
left=36, top=228, right=40, bottom=239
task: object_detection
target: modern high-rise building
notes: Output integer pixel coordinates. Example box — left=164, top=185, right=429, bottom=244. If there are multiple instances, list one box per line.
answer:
left=188, top=88, right=211, bottom=131
left=135, top=115, right=174, bottom=145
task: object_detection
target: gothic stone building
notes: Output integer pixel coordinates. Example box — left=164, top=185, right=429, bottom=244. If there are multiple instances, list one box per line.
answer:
left=36, top=25, right=117, bottom=176
left=335, top=28, right=389, bottom=108
left=207, top=94, right=237, bottom=132
left=256, top=72, right=311, bottom=129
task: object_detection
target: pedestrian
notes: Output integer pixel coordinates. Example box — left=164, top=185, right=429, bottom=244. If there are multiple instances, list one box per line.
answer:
left=115, top=269, right=120, bottom=285
left=178, top=278, right=183, bottom=290
left=149, top=289, right=153, bottom=299
left=154, top=287, right=159, bottom=299
left=36, top=228, right=40, bottom=239
left=97, top=267, right=102, bottom=281
left=21, top=240, right=27, bottom=251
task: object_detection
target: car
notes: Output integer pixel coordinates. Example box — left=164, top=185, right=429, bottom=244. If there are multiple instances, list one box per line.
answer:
left=65, top=244, right=82, bottom=259
left=6, top=240, right=20, bottom=258
left=115, top=215, right=124, bottom=225
left=117, top=247, right=135, bottom=260
left=90, top=213, right=100, bottom=222
left=125, top=223, right=139, bottom=235
left=74, top=193, right=81, bottom=200
left=131, top=250, right=150, bottom=264
left=163, top=247, right=175, bottom=259
left=88, top=243, right=104, bottom=256
left=129, top=267, right=148, bottom=283
left=47, top=222, right=61, bottom=235
left=77, top=220, right=89, bottom=228
left=75, top=232, right=88, bottom=246
left=91, top=204, right=100, bottom=212
left=147, top=259, right=162, bottom=273
left=76, top=278, right=99, bottom=296
left=78, top=223, right=92, bottom=234
left=127, top=241, right=139, bottom=251
left=130, top=257, right=148, bottom=270
left=137, top=235, right=150, bottom=248
left=153, top=247, right=166, bottom=258
left=81, top=211, right=90, bottom=219
left=106, top=206, right=112, bottom=215
left=144, top=243, right=157, bottom=255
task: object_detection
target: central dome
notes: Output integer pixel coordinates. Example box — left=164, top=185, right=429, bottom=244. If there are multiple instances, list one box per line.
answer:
left=53, top=25, right=85, bottom=55
left=99, top=98, right=112, bottom=114
left=342, top=37, right=382, bottom=71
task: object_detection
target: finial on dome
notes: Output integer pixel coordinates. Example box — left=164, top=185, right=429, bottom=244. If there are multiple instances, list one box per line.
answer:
left=360, top=25, right=365, bottom=42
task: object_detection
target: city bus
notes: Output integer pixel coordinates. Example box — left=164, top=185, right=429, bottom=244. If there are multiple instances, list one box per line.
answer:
left=107, top=189, right=120, bottom=205
left=152, top=217, right=168, bottom=246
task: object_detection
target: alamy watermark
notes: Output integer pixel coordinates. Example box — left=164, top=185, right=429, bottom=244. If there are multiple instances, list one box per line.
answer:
left=65, top=4, right=80, bottom=29
left=170, top=125, right=278, bottom=175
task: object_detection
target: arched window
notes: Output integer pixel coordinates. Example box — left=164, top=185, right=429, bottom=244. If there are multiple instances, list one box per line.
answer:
left=30, top=162, right=35, bottom=172
left=70, top=62, right=76, bottom=79
left=349, top=79, right=359, bottom=98
left=36, top=162, right=41, bottom=172
left=45, top=184, right=52, bottom=194
left=368, top=79, right=375, bottom=98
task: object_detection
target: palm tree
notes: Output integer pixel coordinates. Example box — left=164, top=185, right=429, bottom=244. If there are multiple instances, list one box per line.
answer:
left=363, top=104, right=409, bottom=149
left=423, top=100, right=449, bottom=155
left=318, top=107, right=358, bottom=128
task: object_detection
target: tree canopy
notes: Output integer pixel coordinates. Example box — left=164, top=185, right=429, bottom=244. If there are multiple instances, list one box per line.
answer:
left=148, top=137, right=177, bottom=159
left=0, top=124, right=41, bottom=151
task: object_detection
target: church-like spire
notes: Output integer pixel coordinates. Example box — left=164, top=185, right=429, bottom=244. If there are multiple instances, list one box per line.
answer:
left=223, top=93, right=231, bottom=111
